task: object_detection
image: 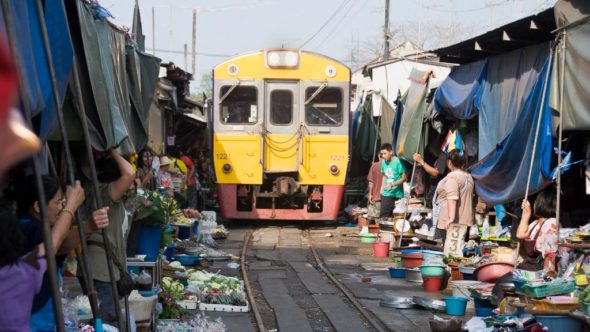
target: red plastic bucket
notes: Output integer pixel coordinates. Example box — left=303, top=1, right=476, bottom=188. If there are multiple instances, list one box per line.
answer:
left=422, top=276, right=443, bottom=292
left=372, top=242, right=390, bottom=257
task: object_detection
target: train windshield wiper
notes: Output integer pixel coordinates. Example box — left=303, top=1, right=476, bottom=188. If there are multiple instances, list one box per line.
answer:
left=304, top=83, right=327, bottom=105
left=219, top=80, right=240, bottom=104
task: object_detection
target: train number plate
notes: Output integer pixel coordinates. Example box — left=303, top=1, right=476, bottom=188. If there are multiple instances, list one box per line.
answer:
left=331, top=155, right=345, bottom=161
left=216, top=153, right=231, bottom=160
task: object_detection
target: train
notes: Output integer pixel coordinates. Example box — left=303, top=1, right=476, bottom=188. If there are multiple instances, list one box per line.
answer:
left=211, top=49, right=350, bottom=220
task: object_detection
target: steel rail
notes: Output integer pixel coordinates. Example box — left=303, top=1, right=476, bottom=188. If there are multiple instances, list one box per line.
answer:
left=240, top=231, right=267, bottom=332
left=306, top=230, right=391, bottom=332
left=0, top=1, right=64, bottom=330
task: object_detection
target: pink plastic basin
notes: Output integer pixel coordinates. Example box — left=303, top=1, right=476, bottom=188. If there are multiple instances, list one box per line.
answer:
left=474, top=262, right=514, bottom=283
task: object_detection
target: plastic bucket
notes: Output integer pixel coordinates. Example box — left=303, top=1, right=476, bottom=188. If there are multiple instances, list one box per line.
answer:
left=177, top=226, right=191, bottom=239
left=420, top=265, right=446, bottom=277
left=535, top=315, right=583, bottom=332
left=373, top=242, right=390, bottom=257
left=444, top=296, right=468, bottom=316
left=422, top=276, right=443, bottom=292
left=401, top=254, right=424, bottom=268
left=452, top=281, right=482, bottom=308
left=473, top=297, right=495, bottom=317
left=388, top=267, right=406, bottom=278
left=136, top=224, right=162, bottom=261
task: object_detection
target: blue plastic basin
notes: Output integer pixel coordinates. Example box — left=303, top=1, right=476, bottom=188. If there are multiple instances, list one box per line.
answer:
left=444, top=296, right=468, bottom=316
left=388, top=267, right=406, bottom=278
left=535, top=315, right=583, bottom=332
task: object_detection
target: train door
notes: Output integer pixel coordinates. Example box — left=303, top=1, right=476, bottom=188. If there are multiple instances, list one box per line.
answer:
left=263, top=81, right=300, bottom=172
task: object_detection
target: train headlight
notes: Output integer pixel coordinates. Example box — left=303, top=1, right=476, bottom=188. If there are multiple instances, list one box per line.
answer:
left=222, top=163, right=232, bottom=174
left=265, top=49, right=299, bottom=68
left=329, top=164, right=339, bottom=175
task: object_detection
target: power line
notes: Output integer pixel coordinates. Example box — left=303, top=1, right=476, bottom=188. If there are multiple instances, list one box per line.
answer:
left=299, top=0, right=352, bottom=49
left=153, top=48, right=232, bottom=58
left=314, top=0, right=359, bottom=50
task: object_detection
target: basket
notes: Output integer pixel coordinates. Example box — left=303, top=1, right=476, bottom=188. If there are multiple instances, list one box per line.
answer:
left=522, top=279, right=575, bottom=298
left=530, top=299, right=580, bottom=313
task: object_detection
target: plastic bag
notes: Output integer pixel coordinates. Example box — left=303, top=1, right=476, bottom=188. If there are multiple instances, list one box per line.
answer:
left=137, top=270, right=152, bottom=291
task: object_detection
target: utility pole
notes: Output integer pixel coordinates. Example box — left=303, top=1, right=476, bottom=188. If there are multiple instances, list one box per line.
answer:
left=152, top=6, right=156, bottom=55
left=184, top=43, right=188, bottom=70
left=192, top=9, right=197, bottom=76
left=383, top=0, right=390, bottom=61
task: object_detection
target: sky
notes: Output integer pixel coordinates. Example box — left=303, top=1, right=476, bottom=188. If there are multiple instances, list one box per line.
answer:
left=103, top=0, right=556, bottom=92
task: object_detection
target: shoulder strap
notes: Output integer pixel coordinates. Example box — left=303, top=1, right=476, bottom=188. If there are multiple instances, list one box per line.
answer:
left=87, top=239, right=124, bottom=270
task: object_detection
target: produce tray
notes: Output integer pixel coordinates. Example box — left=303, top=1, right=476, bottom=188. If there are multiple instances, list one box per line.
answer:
left=522, top=279, right=575, bottom=298
left=198, top=301, right=249, bottom=313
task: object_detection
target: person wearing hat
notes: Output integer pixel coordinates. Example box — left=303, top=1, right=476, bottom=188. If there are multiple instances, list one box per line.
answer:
left=158, top=156, right=174, bottom=197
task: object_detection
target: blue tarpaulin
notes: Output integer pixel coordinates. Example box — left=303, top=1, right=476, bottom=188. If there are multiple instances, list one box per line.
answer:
left=434, top=43, right=550, bottom=159
left=476, top=43, right=550, bottom=158
left=469, top=58, right=553, bottom=205
left=433, top=59, right=487, bottom=120
left=3, top=0, right=73, bottom=140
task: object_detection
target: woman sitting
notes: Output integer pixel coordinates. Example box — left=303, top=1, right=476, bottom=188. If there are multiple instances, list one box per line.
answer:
left=516, top=188, right=558, bottom=271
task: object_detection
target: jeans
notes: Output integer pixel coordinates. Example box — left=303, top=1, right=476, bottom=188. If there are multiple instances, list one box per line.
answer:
left=95, top=280, right=118, bottom=327
left=186, top=185, right=197, bottom=209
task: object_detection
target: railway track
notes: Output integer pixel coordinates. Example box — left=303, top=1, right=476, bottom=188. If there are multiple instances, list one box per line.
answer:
left=239, top=225, right=392, bottom=332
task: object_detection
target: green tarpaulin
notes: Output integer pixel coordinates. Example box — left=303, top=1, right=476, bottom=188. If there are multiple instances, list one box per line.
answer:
left=550, top=19, right=590, bottom=130
left=395, top=69, right=430, bottom=161
left=71, top=1, right=160, bottom=151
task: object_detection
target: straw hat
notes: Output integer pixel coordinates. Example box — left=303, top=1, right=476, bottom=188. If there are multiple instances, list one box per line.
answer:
left=160, top=156, right=172, bottom=166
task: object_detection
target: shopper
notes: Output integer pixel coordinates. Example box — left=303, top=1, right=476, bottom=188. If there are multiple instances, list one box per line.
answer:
left=180, top=150, right=199, bottom=209
left=135, top=149, right=155, bottom=190
left=433, top=149, right=475, bottom=242
left=80, top=149, right=135, bottom=326
left=516, top=188, right=558, bottom=271
left=15, top=176, right=109, bottom=332
left=379, top=143, right=407, bottom=218
left=157, top=156, right=174, bottom=197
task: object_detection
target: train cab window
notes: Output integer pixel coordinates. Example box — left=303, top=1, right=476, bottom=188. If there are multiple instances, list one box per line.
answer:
left=305, top=87, right=342, bottom=126
left=270, top=90, right=293, bottom=125
left=220, top=86, right=257, bottom=124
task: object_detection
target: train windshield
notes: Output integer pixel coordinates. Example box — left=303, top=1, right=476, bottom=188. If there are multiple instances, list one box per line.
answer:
left=304, top=87, right=342, bottom=126
left=270, top=90, right=293, bottom=125
left=220, top=86, right=258, bottom=124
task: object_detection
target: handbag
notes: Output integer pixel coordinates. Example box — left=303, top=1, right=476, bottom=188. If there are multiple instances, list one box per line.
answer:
left=87, top=240, right=134, bottom=297
left=517, top=221, right=544, bottom=271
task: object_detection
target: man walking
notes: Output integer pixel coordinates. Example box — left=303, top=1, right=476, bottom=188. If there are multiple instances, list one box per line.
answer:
left=379, top=143, right=406, bottom=218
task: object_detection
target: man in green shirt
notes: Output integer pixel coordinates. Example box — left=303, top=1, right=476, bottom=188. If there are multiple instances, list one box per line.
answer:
left=379, top=143, right=407, bottom=217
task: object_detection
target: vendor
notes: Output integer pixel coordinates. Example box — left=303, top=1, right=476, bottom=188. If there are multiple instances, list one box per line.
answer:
left=516, top=188, right=558, bottom=271
left=433, top=149, right=474, bottom=242
left=367, top=155, right=383, bottom=222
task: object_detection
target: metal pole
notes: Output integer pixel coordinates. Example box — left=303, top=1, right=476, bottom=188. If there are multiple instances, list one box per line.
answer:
left=398, top=119, right=425, bottom=247
left=0, top=1, right=65, bottom=330
left=524, top=50, right=553, bottom=199
left=556, top=31, right=567, bottom=240
left=60, top=2, right=125, bottom=328
left=71, top=56, right=126, bottom=332
left=383, top=0, right=390, bottom=61
left=34, top=0, right=102, bottom=322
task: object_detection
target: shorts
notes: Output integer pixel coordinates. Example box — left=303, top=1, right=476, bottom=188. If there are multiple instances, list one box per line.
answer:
left=380, top=195, right=397, bottom=218
left=368, top=201, right=381, bottom=219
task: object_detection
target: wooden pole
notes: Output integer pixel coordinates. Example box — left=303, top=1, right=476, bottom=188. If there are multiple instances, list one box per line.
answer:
left=383, top=0, right=390, bottom=61
left=152, top=6, right=156, bottom=55
left=184, top=43, right=188, bottom=71
left=192, top=8, right=197, bottom=76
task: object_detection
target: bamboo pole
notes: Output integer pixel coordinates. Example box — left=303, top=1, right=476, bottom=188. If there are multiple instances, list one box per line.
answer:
left=556, top=31, right=567, bottom=240
left=0, top=1, right=64, bottom=330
